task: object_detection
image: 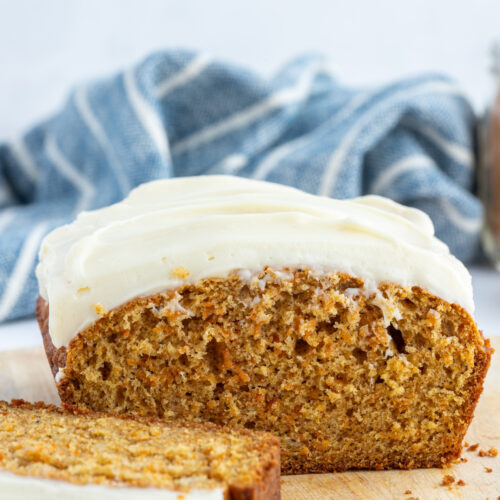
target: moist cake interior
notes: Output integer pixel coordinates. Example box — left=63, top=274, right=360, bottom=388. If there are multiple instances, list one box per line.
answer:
left=39, top=268, right=491, bottom=474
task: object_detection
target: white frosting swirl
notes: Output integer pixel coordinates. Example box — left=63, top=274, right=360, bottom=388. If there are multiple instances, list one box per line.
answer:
left=36, top=175, right=474, bottom=348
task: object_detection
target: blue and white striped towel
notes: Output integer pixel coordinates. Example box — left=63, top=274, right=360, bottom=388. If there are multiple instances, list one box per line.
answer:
left=0, top=50, right=482, bottom=323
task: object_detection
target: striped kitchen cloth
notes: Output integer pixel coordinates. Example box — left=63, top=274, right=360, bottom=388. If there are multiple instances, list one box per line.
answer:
left=0, top=50, right=482, bottom=322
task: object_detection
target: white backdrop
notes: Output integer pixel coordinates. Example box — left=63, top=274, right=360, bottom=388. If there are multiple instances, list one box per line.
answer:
left=1, top=0, right=500, bottom=140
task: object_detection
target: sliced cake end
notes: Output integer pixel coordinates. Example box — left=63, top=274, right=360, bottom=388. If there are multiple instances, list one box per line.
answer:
left=0, top=400, right=280, bottom=499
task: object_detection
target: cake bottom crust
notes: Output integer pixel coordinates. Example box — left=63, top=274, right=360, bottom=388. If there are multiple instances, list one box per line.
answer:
left=37, top=268, right=492, bottom=474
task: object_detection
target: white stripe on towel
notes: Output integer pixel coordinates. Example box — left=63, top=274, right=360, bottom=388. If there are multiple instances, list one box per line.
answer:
left=74, top=87, right=130, bottom=195
left=318, top=81, right=463, bottom=197
left=172, top=63, right=326, bottom=156
left=0, top=221, right=48, bottom=321
left=401, top=116, right=473, bottom=169
left=156, top=54, right=211, bottom=98
left=209, top=153, right=248, bottom=175
left=252, top=91, right=373, bottom=180
left=252, top=143, right=295, bottom=181
left=10, top=136, right=39, bottom=183
left=124, top=68, right=170, bottom=159
left=371, top=154, right=435, bottom=194
left=439, top=199, right=482, bottom=233
left=46, top=136, right=95, bottom=213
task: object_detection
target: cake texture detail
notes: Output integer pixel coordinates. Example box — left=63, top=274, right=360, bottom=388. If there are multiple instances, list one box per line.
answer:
left=37, top=268, right=491, bottom=474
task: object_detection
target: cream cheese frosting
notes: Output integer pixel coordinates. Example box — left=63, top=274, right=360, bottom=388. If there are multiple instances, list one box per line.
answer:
left=36, top=175, right=474, bottom=348
left=0, top=471, right=223, bottom=500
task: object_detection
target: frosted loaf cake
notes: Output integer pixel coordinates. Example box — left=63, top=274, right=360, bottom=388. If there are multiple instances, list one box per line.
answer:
left=36, top=175, right=492, bottom=473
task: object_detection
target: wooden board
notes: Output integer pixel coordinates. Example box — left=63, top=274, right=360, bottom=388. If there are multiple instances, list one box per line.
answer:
left=0, top=340, right=499, bottom=499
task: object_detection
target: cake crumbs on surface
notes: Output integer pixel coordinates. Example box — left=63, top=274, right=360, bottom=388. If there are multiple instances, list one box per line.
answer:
left=172, top=267, right=190, bottom=278
left=441, top=474, right=455, bottom=486
left=484, top=466, right=493, bottom=473
left=464, top=441, right=469, bottom=447
left=404, top=489, right=412, bottom=494
left=467, top=443, right=479, bottom=452
left=479, top=447, right=498, bottom=457
left=457, top=479, right=466, bottom=486
left=77, top=286, right=90, bottom=293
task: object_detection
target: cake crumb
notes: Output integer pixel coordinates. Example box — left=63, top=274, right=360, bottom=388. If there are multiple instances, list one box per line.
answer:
left=172, top=267, right=190, bottom=279
left=479, top=447, right=498, bottom=457
left=404, top=490, right=412, bottom=494
left=457, top=479, right=466, bottom=486
left=464, top=441, right=469, bottom=447
left=484, top=466, right=493, bottom=473
left=467, top=443, right=479, bottom=452
left=427, top=308, right=440, bottom=320
left=93, top=303, right=107, bottom=316
left=441, top=475, right=455, bottom=486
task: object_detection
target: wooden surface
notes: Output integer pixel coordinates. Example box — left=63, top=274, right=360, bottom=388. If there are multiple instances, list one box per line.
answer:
left=0, top=340, right=499, bottom=500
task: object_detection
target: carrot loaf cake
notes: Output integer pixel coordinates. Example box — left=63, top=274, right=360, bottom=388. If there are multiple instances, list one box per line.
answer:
left=36, top=175, right=492, bottom=474
left=0, top=400, right=280, bottom=499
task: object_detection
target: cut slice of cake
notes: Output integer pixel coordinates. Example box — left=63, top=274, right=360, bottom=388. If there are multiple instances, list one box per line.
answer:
left=36, top=175, right=492, bottom=473
left=0, top=400, right=280, bottom=499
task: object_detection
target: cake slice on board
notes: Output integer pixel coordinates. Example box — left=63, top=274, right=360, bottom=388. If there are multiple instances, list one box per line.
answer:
left=0, top=400, right=280, bottom=500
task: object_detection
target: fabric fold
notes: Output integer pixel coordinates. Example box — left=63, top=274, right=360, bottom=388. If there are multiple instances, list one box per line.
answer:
left=0, top=50, right=482, bottom=322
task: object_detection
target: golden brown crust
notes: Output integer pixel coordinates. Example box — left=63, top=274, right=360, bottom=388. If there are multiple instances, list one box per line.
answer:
left=0, top=399, right=281, bottom=499
left=37, top=269, right=492, bottom=474
left=228, top=444, right=281, bottom=500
